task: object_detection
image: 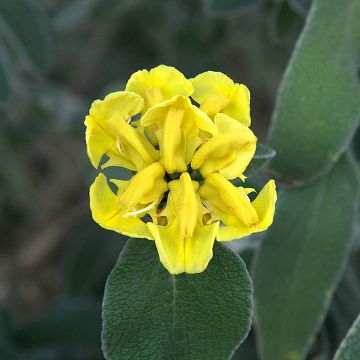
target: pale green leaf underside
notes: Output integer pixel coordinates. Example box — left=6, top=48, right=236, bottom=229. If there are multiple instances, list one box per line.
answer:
left=102, top=240, right=253, bottom=360
left=268, top=0, right=360, bottom=185
left=254, top=155, right=359, bottom=360
left=335, top=313, right=360, bottom=360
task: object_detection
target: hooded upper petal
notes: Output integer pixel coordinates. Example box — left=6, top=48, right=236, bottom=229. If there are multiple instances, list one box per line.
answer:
left=191, top=113, right=257, bottom=179
left=125, top=65, right=194, bottom=111
left=141, top=95, right=218, bottom=173
left=190, top=71, right=251, bottom=127
left=85, top=91, right=158, bottom=170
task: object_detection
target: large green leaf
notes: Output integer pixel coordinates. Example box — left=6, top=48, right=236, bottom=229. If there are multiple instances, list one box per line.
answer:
left=254, top=155, right=359, bottom=360
left=102, top=239, right=253, bottom=360
left=335, top=314, right=360, bottom=360
left=0, top=0, right=51, bottom=71
left=268, top=0, right=360, bottom=185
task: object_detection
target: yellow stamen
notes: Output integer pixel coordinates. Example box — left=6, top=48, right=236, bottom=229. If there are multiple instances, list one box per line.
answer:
left=123, top=203, right=156, bottom=217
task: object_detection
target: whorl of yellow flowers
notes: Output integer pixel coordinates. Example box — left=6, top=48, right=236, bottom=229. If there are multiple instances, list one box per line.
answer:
left=85, top=65, right=277, bottom=275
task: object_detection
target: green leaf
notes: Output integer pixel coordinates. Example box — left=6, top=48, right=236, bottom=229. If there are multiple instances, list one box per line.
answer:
left=102, top=239, right=253, bottom=360
left=268, top=0, right=360, bottom=185
left=245, top=143, right=276, bottom=176
left=0, top=0, right=51, bottom=71
left=254, top=155, right=359, bottom=360
left=206, top=0, right=262, bottom=15
left=335, top=314, right=360, bottom=360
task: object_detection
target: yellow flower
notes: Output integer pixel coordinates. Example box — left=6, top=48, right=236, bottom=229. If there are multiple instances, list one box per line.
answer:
left=191, top=71, right=251, bottom=127
left=85, top=65, right=277, bottom=275
left=141, top=95, right=218, bottom=173
left=191, top=113, right=256, bottom=180
left=126, top=64, right=194, bottom=111
left=85, top=91, right=158, bottom=170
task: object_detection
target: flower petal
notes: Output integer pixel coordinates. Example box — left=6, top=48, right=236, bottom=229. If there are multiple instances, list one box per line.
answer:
left=147, top=222, right=185, bottom=274
left=89, top=173, right=153, bottom=239
left=215, top=180, right=277, bottom=241
left=141, top=95, right=217, bottom=173
left=191, top=71, right=251, bottom=126
left=126, top=65, right=194, bottom=110
left=223, top=83, right=251, bottom=127
left=184, top=222, right=219, bottom=274
left=191, top=113, right=256, bottom=179
left=199, top=173, right=259, bottom=227
left=168, top=172, right=199, bottom=237
left=84, top=91, right=158, bottom=170
left=252, top=179, right=277, bottom=229
left=217, top=224, right=254, bottom=242
left=147, top=221, right=219, bottom=274
left=191, top=71, right=234, bottom=103
left=85, top=115, right=115, bottom=169
left=116, top=121, right=159, bottom=171
left=118, top=162, right=168, bottom=210
left=100, top=150, right=135, bottom=171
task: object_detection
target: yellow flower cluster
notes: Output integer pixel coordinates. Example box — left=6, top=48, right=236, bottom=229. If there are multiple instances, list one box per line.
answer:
left=85, top=65, right=277, bottom=274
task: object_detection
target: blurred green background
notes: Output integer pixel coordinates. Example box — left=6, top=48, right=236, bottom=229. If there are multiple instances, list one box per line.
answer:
left=0, top=0, right=339, bottom=359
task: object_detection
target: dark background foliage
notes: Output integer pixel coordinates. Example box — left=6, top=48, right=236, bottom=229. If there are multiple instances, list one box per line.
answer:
left=3, top=0, right=359, bottom=359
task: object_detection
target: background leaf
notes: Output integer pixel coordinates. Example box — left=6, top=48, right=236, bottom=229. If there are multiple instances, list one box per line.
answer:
left=102, top=239, right=253, bottom=360
left=231, top=331, right=258, bottom=359
left=206, top=0, right=263, bottom=15
left=13, top=297, right=101, bottom=347
left=63, top=222, right=126, bottom=296
left=53, top=0, right=100, bottom=32
left=245, top=143, right=276, bottom=176
left=268, top=0, right=360, bottom=185
left=335, top=313, right=360, bottom=360
left=287, top=0, right=312, bottom=16
left=326, top=260, right=360, bottom=354
left=270, top=1, right=301, bottom=42
left=0, top=44, right=12, bottom=105
left=0, top=0, right=51, bottom=71
left=254, top=155, right=359, bottom=360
